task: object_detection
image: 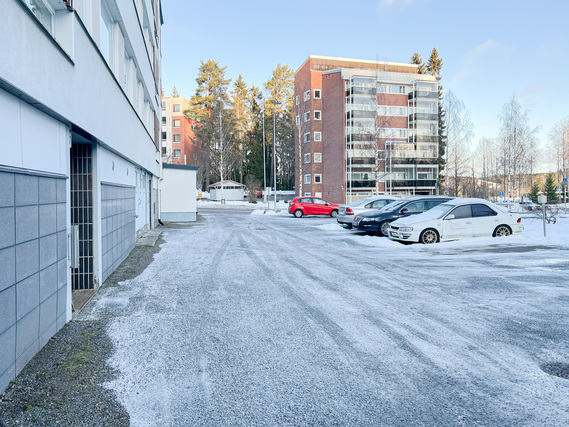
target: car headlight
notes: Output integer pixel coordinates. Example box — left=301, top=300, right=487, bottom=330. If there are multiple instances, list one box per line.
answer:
left=398, top=226, right=413, bottom=232
left=370, top=217, right=381, bottom=222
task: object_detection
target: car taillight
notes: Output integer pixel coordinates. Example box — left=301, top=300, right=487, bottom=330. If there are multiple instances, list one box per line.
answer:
left=346, top=207, right=354, bottom=215
left=517, top=217, right=521, bottom=223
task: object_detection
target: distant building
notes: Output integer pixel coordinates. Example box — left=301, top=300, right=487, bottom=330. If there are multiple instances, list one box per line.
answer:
left=294, top=55, right=439, bottom=204
left=161, top=96, right=201, bottom=167
left=208, top=180, right=245, bottom=201
left=0, top=0, right=162, bottom=393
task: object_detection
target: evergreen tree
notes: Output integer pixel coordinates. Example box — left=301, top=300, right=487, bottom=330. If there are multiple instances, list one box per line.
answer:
left=544, top=173, right=559, bottom=203
left=529, top=181, right=540, bottom=203
left=410, top=53, right=425, bottom=74
left=230, top=75, right=250, bottom=183
left=263, top=64, right=295, bottom=189
left=426, top=47, right=446, bottom=191
left=185, top=60, right=232, bottom=187
left=244, top=85, right=266, bottom=184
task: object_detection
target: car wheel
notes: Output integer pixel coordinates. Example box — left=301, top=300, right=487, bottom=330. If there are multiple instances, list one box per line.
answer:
left=330, top=210, right=338, bottom=218
left=493, top=225, right=511, bottom=237
left=294, top=209, right=303, bottom=218
left=419, top=228, right=439, bottom=244
left=378, top=220, right=392, bottom=237
left=346, top=224, right=353, bottom=229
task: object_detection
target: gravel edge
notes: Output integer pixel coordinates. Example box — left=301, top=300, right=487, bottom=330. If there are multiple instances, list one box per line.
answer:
left=0, top=235, right=164, bottom=427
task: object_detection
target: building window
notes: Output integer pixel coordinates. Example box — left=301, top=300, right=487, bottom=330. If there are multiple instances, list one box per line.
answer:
left=296, top=115, right=300, bottom=125
left=315, top=192, right=322, bottom=198
left=314, top=131, right=322, bottom=141
left=193, top=137, right=197, bottom=146
left=304, top=90, right=310, bottom=102
left=304, top=192, right=311, bottom=196
left=173, top=134, right=181, bottom=142
left=304, top=174, right=311, bottom=184
left=161, top=131, right=166, bottom=140
left=304, top=153, right=311, bottom=163
left=161, top=101, right=165, bottom=110
left=193, top=152, right=197, bottom=160
left=173, top=149, right=181, bottom=158
left=314, top=174, right=322, bottom=184
left=304, top=112, right=310, bottom=122
left=162, top=116, right=166, bottom=125
left=173, top=104, right=181, bottom=112
left=314, top=152, right=322, bottom=163
left=296, top=95, right=300, bottom=105
left=314, top=110, right=321, bottom=120
left=304, top=133, right=311, bottom=143
left=28, top=0, right=54, bottom=35
left=161, top=147, right=166, bottom=155
left=314, top=89, right=321, bottom=99
left=173, top=119, right=180, bottom=128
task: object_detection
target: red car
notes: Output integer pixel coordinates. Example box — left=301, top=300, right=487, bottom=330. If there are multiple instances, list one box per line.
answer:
left=288, top=197, right=340, bottom=218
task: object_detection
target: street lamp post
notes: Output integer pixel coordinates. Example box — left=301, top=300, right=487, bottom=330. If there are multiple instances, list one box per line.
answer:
left=262, top=108, right=267, bottom=208
left=273, top=100, right=281, bottom=211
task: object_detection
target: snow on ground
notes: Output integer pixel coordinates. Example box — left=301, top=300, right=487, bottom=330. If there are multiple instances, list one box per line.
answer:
left=83, top=206, right=569, bottom=425
left=198, top=199, right=289, bottom=210
left=314, top=214, right=569, bottom=252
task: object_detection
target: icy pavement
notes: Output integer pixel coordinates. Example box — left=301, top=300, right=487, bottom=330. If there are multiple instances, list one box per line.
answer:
left=81, top=213, right=569, bottom=426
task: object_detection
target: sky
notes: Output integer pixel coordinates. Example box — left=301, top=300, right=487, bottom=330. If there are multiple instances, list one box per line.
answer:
left=160, top=0, right=569, bottom=166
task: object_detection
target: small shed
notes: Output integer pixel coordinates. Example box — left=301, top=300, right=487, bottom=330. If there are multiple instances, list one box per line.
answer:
left=208, top=180, right=245, bottom=201
left=161, top=164, right=199, bottom=221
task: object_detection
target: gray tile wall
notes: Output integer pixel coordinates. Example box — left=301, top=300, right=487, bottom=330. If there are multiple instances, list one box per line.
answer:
left=0, top=171, right=67, bottom=393
left=101, top=184, right=135, bottom=282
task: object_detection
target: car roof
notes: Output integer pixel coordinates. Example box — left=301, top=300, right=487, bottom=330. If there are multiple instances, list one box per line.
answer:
left=398, top=195, right=454, bottom=202
left=443, top=197, right=496, bottom=206
left=346, top=195, right=398, bottom=206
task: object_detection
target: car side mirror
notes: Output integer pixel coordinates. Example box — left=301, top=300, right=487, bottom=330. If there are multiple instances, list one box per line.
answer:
left=326, top=202, right=331, bottom=206
left=401, top=208, right=408, bottom=214
left=446, top=214, right=455, bottom=220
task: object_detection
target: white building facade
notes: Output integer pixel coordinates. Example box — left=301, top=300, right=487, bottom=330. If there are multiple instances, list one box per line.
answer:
left=0, top=0, right=162, bottom=393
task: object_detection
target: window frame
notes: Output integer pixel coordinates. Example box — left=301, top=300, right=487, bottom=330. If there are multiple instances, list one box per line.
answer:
left=304, top=174, right=311, bottom=185
left=314, top=89, right=321, bottom=99
left=313, top=131, right=322, bottom=142
left=314, top=174, right=322, bottom=184
left=314, top=110, right=321, bottom=120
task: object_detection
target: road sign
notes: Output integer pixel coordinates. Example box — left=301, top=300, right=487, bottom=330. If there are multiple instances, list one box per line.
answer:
left=499, top=191, right=504, bottom=196
left=557, top=186, right=562, bottom=192
left=563, top=178, right=567, bottom=186
left=198, top=184, right=202, bottom=190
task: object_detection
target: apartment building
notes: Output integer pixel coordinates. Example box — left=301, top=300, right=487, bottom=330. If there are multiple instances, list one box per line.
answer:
left=294, top=55, right=439, bottom=204
left=161, top=96, right=201, bottom=166
left=0, top=0, right=162, bottom=393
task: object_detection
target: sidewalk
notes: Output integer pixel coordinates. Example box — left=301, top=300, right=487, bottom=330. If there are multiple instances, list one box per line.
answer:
left=0, top=228, right=164, bottom=426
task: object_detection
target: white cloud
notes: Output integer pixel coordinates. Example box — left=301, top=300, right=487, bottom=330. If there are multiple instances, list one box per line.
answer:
left=450, top=39, right=511, bottom=86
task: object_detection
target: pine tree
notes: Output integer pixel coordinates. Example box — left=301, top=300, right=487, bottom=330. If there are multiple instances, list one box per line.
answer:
left=171, top=85, right=179, bottom=98
left=410, top=53, right=425, bottom=74
left=426, top=47, right=446, bottom=191
left=530, top=181, right=540, bottom=203
left=185, top=60, right=232, bottom=187
left=263, top=64, right=294, bottom=189
left=544, top=173, right=559, bottom=203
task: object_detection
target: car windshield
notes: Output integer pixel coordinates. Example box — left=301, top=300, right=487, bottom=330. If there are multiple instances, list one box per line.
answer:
left=380, top=200, right=407, bottom=212
left=349, top=198, right=374, bottom=208
left=422, top=203, right=455, bottom=219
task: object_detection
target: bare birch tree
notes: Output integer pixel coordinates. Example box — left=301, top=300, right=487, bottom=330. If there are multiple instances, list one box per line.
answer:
left=444, top=90, right=473, bottom=196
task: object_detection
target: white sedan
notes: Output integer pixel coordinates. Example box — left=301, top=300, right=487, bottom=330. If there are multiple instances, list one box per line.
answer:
left=387, top=198, right=524, bottom=244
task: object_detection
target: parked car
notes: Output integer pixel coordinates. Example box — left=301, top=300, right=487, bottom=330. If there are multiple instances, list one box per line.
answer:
left=353, top=196, right=454, bottom=236
left=288, top=197, right=340, bottom=218
left=336, top=195, right=398, bottom=229
left=519, top=200, right=538, bottom=211
left=387, top=198, right=524, bottom=244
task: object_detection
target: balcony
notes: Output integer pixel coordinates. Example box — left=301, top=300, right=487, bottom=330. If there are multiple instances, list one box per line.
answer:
left=408, top=135, right=438, bottom=143
left=390, top=179, right=437, bottom=188
left=408, top=91, right=438, bottom=100
left=408, top=113, right=438, bottom=122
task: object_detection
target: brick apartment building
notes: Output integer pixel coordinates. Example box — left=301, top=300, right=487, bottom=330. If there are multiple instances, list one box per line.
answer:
left=161, top=96, right=201, bottom=167
left=294, top=55, right=439, bottom=204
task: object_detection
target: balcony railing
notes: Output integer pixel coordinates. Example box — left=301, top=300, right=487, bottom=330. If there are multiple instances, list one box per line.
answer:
left=408, top=113, right=438, bottom=122
left=408, top=91, right=438, bottom=100
left=390, top=179, right=437, bottom=188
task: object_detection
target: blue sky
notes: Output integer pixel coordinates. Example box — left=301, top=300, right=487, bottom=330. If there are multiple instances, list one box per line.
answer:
left=161, top=0, right=569, bottom=157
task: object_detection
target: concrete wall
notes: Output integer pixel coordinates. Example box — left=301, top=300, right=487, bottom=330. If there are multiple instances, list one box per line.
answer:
left=101, top=184, right=135, bottom=282
left=0, top=170, right=70, bottom=394
left=161, top=165, right=198, bottom=221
